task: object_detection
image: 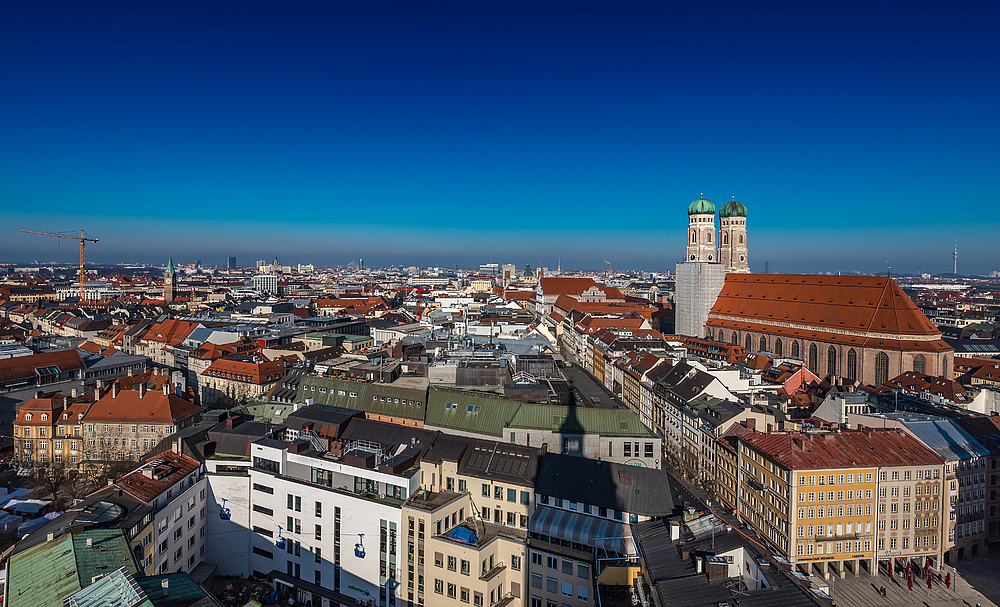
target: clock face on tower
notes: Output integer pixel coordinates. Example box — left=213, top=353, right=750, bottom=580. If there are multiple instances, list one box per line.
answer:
left=739, top=254, right=746, bottom=262
left=690, top=255, right=696, bottom=260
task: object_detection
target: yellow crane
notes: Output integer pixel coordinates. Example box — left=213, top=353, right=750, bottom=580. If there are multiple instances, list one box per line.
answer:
left=19, top=229, right=99, bottom=302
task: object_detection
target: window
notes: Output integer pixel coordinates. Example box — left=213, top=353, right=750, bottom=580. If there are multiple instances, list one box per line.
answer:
left=512, top=555, right=521, bottom=571
left=253, top=547, right=273, bottom=559
left=531, top=552, right=542, bottom=566
left=578, top=563, right=590, bottom=579
left=482, top=484, right=490, bottom=498
left=791, top=340, right=800, bottom=358
left=508, top=488, right=517, bottom=502
left=531, top=574, right=543, bottom=589
left=808, top=344, right=818, bottom=372
left=253, top=505, right=273, bottom=516
left=847, top=349, right=858, bottom=380
left=875, top=352, right=889, bottom=386
left=434, top=579, right=443, bottom=594
left=775, top=338, right=783, bottom=356
left=547, top=556, right=557, bottom=570
left=913, top=354, right=926, bottom=374
left=827, top=346, right=837, bottom=376
left=546, top=578, right=557, bottom=593
left=578, top=586, right=589, bottom=602
left=315, top=501, right=322, bottom=517
left=562, top=581, right=573, bottom=597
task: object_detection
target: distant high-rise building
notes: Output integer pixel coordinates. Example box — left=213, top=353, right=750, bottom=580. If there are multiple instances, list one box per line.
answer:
left=764, top=261, right=771, bottom=274
left=228, top=256, right=237, bottom=269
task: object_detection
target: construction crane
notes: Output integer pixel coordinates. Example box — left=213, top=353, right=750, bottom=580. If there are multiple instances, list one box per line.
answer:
left=19, top=229, right=99, bottom=301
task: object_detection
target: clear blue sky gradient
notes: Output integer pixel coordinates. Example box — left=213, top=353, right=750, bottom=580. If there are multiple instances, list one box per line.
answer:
left=2, top=1, right=998, bottom=274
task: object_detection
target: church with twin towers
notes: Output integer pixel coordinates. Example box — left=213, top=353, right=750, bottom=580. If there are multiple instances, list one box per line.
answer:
left=675, top=194, right=750, bottom=337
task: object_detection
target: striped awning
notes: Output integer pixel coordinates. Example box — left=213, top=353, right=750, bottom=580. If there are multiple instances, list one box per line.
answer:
left=529, top=505, right=626, bottom=546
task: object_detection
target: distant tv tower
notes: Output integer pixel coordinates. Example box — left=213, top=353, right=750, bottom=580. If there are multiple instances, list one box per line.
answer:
left=954, top=240, right=958, bottom=275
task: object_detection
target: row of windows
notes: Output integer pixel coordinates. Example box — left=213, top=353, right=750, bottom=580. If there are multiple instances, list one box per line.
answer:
left=537, top=495, right=626, bottom=521
left=800, top=473, right=873, bottom=486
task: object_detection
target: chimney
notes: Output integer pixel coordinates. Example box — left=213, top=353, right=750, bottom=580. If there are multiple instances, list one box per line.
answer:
left=163, top=383, right=170, bottom=396
left=86, top=538, right=92, bottom=547
left=226, top=415, right=242, bottom=429
left=71, top=388, right=79, bottom=399
left=540, top=442, right=548, bottom=456
left=792, top=437, right=805, bottom=450
left=34, top=390, right=43, bottom=400
left=47, top=532, right=54, bottom=542
left=745, top=418, right=756, bottom=432
left=161, top=579, right=169, bottom=597
left=139, top=383, right=147, bottom=398
left=112, top=383, right=120, bottom=399
left=128, top=367, right=134, bottom=377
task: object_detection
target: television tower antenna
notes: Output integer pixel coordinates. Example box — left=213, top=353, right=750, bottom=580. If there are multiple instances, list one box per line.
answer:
left=954, top=239, right=958, bottom=275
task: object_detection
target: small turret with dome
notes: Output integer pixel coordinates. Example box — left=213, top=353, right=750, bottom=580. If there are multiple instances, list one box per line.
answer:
left=719, top=196, right=747, bottom=218
left=688, top=195, right=716, bottom=216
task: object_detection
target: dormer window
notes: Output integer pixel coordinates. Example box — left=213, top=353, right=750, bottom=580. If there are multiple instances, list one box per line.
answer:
left=41, top=414, right=48, bottom=421
left=25, top=414, right=32, bottom=421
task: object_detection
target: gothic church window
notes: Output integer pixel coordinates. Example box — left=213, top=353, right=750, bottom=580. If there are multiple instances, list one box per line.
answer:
left=808, top=344, right=818, bottom=372
left=775, top=339, right=783, bottom=357
left=723, top=233, right=729, bottom=244
left=847, top=349, right=857, bottom=381
left=731, top=332, right=739, bottom=346
left=875, top=352, right=889, bottom=385
left=759, top=336, right=767, bottom=352
left=827, top=346, right=837, bottom=376
left=745, top=334, right=752, bottom=352
left=791, top=341, right=800, bottom=358
left=913, top=355, right=925, bottom=375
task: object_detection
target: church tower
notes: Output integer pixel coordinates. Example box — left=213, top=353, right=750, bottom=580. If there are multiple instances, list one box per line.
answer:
left=164, top=256, right=176, bottom=303
left=718, top=196, right=750, bottom=273
left=686, top=195, right=717, bottom=262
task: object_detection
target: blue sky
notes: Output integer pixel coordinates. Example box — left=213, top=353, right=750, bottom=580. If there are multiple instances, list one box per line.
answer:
left=2, top=1, right=998, bottom=274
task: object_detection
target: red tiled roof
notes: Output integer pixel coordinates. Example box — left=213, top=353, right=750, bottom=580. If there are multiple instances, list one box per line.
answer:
left=114, top=451, right=201, bottom=503
left=0, top=349, right=86, bottom=383
left=139, top=318, right=200, bottom=346
left=708, top=275, right=950, bottom=353
left=540, top=277, right=600, bottom=296
left=83, top=384, right=203, bottom=424
left=744, top=428, right=944, bottom=469
left=204, top=357, right=286, bottom=384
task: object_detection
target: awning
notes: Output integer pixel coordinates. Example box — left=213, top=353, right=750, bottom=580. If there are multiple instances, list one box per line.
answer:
left=529, top=506, right=626, bottom=547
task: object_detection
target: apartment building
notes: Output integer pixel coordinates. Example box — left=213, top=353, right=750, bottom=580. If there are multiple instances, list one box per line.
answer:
left=849, top=412, right=990, bottom=563
left=81, top=378, right=203, bottom=466
left=113, top=451, right=209, bottom=575
left=13, top=391, right=89, bottom=467
left=724, top=429, right=945, bottom=579
left=247, top=433, right=421, bottom=607
left=529, top=454, right=674, bottom=607
left=403, top=490, right=526, bottom=607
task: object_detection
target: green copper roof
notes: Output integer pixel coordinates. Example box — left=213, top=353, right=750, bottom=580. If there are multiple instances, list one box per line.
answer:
left=7, top=529, right=141, bottom=607
left=687, top=195, right=715, bottom=215
left=166, top=256, right=174, bottom=274
left=719, top=196, right=748, bottom=218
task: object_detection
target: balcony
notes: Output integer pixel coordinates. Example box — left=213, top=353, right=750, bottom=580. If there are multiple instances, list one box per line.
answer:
left=479, top=562, right=505, bottom=582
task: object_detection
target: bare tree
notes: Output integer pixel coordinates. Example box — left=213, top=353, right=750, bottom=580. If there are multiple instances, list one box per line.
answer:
left=34, top=459, right=70, bottom=510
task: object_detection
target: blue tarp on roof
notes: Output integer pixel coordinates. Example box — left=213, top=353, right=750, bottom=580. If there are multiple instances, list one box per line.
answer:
left=447, top=526, right=478, bottom=545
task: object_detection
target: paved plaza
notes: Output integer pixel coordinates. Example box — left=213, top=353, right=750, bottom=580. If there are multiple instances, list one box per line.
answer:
left=829, top=566, right=996, bottom=607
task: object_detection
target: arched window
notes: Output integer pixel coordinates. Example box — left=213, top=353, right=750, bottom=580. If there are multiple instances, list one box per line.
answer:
left=708, top=232, right=713, bottom=243
left=716, top=330, right=723, bottom=343
left=690, top=231, right=696, bottom=243
left=875, top=352, right=890, bottom=385
left=739, top=234, right=743, bottom=244
left=808, top=344, right=818, bottom=371
left=731, top=332, right=739, bottom=346
left=913, top=354, right=926, bottom=375
left=745, top=334, right=752, bottom=351
left=775, top=339, right=783, bottom=357
left=791, top=340, right=800, bottom=358
left=759, top=336, right=767, bottom=352
left=706, top=328, right=714, bottom=341
left=723, top=232, right=729, bottom=244
left=827, top=346, right=837, bottom=376
left=847, top=349, right=858, bottom=381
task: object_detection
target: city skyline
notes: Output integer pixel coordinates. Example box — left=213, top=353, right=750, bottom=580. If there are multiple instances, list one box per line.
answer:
left=3, top=1, right=998, bottom=274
